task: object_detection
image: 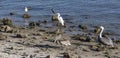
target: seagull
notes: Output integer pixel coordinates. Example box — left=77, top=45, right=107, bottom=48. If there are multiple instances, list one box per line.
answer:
left=25, top=7, right=28, bottom=13
left=56, top=13, right=64, bottom=26
left=98, top=26, right=114, bottom=47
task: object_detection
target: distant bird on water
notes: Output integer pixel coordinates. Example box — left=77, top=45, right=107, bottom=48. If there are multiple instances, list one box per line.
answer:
left=25, top=7, right=28, bottom=13
left=98, top=26, right=114, bottom=47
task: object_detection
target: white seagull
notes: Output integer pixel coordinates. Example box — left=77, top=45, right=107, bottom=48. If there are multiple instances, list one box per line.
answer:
left=56, top=13, right=64, bottom=26
left=25, top=7, right=28, bottom=13
left=98, top=26, right=114, bottom=47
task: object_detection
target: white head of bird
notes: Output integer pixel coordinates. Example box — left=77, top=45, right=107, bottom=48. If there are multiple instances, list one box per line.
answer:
left=100, top=26, right=104, bottom=30
left=25, top=7, right=28, bottom=13
left=56, top=13, right=64, bottom=26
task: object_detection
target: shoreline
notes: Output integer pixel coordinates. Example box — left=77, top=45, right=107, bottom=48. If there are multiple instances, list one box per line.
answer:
left=0, top=18, right=119, bottom=58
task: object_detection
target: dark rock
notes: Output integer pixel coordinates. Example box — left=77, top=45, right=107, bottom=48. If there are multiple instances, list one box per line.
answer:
left=62, top=52, right=70, bottom=58
left=22, top=13, right=31, bottom=18
left=43, top=20, right=47, bottom=24
left=36, top=21, right=42, bottom=27
left=2, top=17, right=13, bottom=26
left=78, top=25, right=87, bottom=30
left=29, top=21, right=36, bottom=29
left=72, top=34, right=91, bottom=42
left=9, top=12, right=16, bottom=15
left=16, top=33, right=28, bottom=38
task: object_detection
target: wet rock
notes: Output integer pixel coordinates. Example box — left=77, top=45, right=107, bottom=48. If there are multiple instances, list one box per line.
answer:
left=78, top=25, right=87, bottom=30
left=43, top=20, right=48, bottom=24
left=0, top=33, right=7, bottom=40
left=51, top=15, right=58, bottom=21
left=36, top=21, right=42, bottom=26
left=90, top=44, right=105, bottom=51
left=9, top=12, right=16, bottom=15
left=2, top=17, right=13, bottom=26
left=22, top=13, right=31, bottom=18
left=29, top=21, right=36, bottom=29
left=16, top=33, right=28, bottom=38
left=72, top=34, right=91, bottom=42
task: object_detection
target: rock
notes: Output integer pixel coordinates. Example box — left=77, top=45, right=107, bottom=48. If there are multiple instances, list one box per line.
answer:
left=2, top=17, right=13, bottom=26
left=16, top=33, right=28, bottom=38
left=72, top=34, right=91, bottom=42
left=9, top=12, right=16, bottom=15
left=51, top=15, right=58, bottom=21
left=22, top=13, right=31, bottom=18
left=32, top=32, right=44, bottom=36
left=0, top=25, right=13, bottom=33
left=63, top=52, right=70, bottom=58
left=90, top=44, right=105, bottom=51
left=43, top=20, right=48, bottom=24
left=0, top=33, right=7, bottom=40
left=29, top=21, right=36, bottom=29
left=36, top=21, right=42, bottom=27
left=94, top=26, right=101, bottom=34
left=4, top=25, right=13, bottom=33
left=78, top=24, right=87, bottom=30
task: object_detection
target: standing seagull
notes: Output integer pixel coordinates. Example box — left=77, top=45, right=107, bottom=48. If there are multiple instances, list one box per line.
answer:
left=98, top=26, right=114, bottom=47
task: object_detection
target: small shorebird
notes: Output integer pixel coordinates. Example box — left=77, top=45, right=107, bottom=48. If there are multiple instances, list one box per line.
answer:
left=54, top=34, right=71, bottom=46
left=97, top=26, right=114, bottom=47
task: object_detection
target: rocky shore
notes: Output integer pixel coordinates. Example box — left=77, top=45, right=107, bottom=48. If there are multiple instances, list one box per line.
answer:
left=0, top=17, right=119, bottom=58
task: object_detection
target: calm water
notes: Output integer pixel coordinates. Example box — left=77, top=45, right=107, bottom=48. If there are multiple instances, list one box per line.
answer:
left=0, top=0, right=120, bottom=35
